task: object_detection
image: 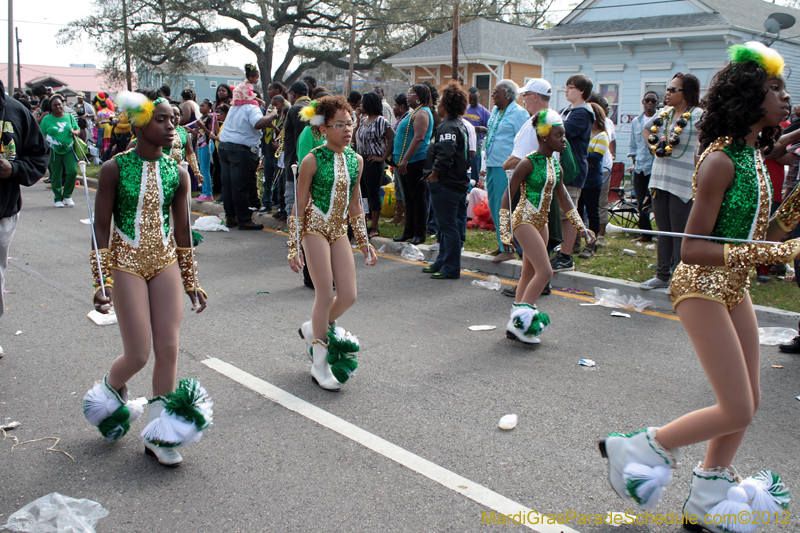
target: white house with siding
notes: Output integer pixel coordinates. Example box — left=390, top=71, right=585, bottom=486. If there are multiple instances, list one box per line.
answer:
left=526, top=0, right=800, bottom=150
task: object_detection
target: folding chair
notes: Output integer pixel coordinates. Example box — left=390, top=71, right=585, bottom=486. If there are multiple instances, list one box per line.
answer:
left=607, top=162, right=640, bottom=228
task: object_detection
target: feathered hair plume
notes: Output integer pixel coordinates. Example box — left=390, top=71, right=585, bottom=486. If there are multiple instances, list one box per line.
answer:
left=116, top=91, right=156, bottom=128
left=299, top=100, right=325, bottom=126
left=244, top=63, right=258, bottom=74
left=729, top=41, right=785, bottom=78
left=534, top=108, right=563, bottom=137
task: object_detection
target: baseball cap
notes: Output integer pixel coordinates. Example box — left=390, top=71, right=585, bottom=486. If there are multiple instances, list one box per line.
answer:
left=522, top=78, right=552, bottom=96
left=77, top=91, right=85, bottom=98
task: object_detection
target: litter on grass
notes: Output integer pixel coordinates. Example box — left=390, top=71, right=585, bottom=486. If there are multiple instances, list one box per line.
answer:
left=472, top=275, right=501, bottom=290
left=646, top=243, right=657, bottom=250
left=622, top=249, right=636, bottom=255
left=758, top=327, right=797, bottom=345
left=581, top=287, right=654, bottom=313
left=468, top=325, right=496, bottom=331
left=498, top=414, right=518, bottom=430
left=2, top=493, right=108, bottom=533
left=579, top=359, right=596, bottom=367
left=191, top=215, right=229, bottom=232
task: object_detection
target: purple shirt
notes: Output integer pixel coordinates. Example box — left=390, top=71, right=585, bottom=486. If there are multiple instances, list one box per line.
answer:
left=463, top=104, right=490, bottom=146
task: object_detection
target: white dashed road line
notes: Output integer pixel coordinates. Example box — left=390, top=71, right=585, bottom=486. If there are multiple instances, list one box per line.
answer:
left=202, top=357, right=580, bottom=533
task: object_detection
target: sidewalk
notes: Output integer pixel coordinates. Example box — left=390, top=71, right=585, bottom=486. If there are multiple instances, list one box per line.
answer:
left=87, top=175, right=796, bottom=329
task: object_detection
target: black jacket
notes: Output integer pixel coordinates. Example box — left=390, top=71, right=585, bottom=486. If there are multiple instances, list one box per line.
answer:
left=0, top=82, right=50, bottom=218
left=283, top=99, right=310, bottom=179
left=424, top=116, right=469, bottom=195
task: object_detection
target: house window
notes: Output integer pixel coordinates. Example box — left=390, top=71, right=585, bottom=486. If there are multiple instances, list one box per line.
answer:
left=210, top=81, right=217, bottom=89
left=643, top=82, right=666, bottom=106
left=474, top=74, right=491, bottom=108
left=599, top=83, right=619, bottom=124
left=227, top=80, right=238, bottom=87
left=188, top=79, right=195, bottom=88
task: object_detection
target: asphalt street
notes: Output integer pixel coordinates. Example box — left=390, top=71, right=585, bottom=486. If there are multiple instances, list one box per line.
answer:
left=1, top=180, right=798, bottom=533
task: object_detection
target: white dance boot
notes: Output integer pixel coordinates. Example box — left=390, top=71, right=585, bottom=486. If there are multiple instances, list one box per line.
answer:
left=505, top=303, right=549, bottom=344
left=599, top=427, right=679, bottom=509
left=83, top=374, right=146, bottom=442
left=311, top=340, right=341, bottom=391
left=142, top=401, right=183, bottom=466
left=683, top=463, right=790, bottom=533
left=299, top=320, right=337, bottom=352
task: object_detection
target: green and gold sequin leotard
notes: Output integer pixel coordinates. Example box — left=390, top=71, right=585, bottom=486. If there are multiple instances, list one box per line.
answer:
left=512, top=152, right=561, bottom=231
left=302, top=145, right=359, bottom=243
left=670, top=137, right=772, bottom=310
left=163, top=126, right=187, bottom=164
left=110, top=150, right=181, bottom=280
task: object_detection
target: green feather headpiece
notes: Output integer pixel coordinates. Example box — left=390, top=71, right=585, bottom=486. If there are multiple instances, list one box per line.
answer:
left=728, top=41, right=785, bottom=78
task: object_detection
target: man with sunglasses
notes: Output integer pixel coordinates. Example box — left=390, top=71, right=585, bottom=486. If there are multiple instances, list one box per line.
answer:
left=626, top=91, right=658, bottom=241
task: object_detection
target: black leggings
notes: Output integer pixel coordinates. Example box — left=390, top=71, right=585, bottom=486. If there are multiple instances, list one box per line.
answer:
left=359, top=159, right=385, bottom=213
left=399, top=160, right=429, bottom=238
left=578, top=186, right=601, bottom=236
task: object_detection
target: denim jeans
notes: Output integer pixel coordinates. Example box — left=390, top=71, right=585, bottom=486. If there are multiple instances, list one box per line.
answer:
left=469, top=154, right=481, bottom=185
left=261, top=155, right=277, bottom=209
left=219, top=142, right=259, bottom=227
left=199, top=143, right=213, bottom=197
left=429, top=182, right=467, bottom=278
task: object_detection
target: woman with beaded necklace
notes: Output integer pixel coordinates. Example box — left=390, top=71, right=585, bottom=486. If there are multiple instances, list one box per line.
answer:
left=639, top=73, right=703, bottom=290
left=83, top=89, right=212, bottom=467
left=599, top=42, right=795, bottom=528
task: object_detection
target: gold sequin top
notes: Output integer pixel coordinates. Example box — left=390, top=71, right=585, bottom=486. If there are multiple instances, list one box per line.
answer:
left=512, top=152, right=560, bottom=231
left=110, top=150, right=180, bottom=281
left=670, top=137, right=772, bottom=310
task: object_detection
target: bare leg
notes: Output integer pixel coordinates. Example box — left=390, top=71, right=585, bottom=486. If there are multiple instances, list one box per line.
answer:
left=655, top=296, right=759, bottom=469
left=328, top=236, right=357, bottom=323
left=107, top=271, right=152, bottom=391
left=303, top=234, right=335, bottom=340
left=147, top=263, right=184, bottom=397
left=514, top=224, right=552, bottom=306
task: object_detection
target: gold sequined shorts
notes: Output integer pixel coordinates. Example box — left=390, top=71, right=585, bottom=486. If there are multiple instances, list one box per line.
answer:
left=512, top=199, right=549, bottom=233
left=302, top=206, right=348, bottom=244
left=670, top=262, right=751, bottom=311
left=110, top=231, right=177, bottom=282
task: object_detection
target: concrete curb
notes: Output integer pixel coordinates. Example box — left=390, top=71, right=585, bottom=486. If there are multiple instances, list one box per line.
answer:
left=83, top=176, right=799, bottom=328
left=371, top=236, right=800, bottom=329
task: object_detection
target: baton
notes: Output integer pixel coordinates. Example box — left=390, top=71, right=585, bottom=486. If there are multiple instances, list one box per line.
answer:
left=611, top=226, right=781, bottom=245
left=79, top=160, right=108, bottom=302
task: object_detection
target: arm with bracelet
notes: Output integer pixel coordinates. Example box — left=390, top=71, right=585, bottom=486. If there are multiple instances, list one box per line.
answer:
left=173, top=165, right=208, bottom=312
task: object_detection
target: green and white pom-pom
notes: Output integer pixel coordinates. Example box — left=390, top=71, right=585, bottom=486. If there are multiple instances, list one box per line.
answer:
left=141, top=379, right=213, bottom=448
left=83, top=378, right=146, bottom=442
left=708, top=486, right=757, bottom=533
left=623, top=463, right=672, bottom=509
left=511, top=305, right=550, bottom=337
left=741, top=470, right=790, bottom=513
left=326, top=326, right=360, bottom=384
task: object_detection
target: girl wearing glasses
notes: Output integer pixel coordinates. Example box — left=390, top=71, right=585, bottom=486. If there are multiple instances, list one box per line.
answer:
left=600, top=43, right=796, bottom=527
left=288, top=96, right=378, bottom=391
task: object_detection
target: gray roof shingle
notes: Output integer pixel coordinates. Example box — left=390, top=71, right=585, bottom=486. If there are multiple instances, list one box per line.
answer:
left=532, top=12, right=724, bottom=39
left=389, top=18, right=540, bottom=62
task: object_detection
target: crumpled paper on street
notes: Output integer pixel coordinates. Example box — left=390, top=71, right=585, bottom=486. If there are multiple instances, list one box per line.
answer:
left=580, top=287, right=654, bottom=313
left=87, top=308, right=117, bottom=326
left=192, top=215, right=229, bottom=232
left=2, top=492, right=109, bottom=533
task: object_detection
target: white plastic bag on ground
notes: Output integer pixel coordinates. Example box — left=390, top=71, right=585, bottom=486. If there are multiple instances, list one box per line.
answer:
left=581, top=287, right=654, bottom=313
left=400, top=243, right=425, bottom=262
left=3, top=492, right=109, bottom=533
left=758, top=327, right=797, bottom=345
left=472, top=275, right=501, bottom=290
left=192, top=215, right=229, bottom=232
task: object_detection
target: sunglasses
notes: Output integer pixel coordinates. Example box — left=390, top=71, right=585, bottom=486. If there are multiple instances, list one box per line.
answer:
left=666, top=87, right=683, bottom=93
left=643, top=98, right=658, bottom=104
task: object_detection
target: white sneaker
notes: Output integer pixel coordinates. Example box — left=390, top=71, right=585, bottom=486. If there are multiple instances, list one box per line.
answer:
left=54, top=201, right=64, bottom=208
left=64, top=198, right=75, bottom=207
left=639, top=277, right=670, bottom=290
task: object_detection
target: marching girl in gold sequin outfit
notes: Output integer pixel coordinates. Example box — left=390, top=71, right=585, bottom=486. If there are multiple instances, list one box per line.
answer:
left=82, top=90, right=212, bottom=467
left=288, top=96, right=378, bottom=391
left=498, top=109, right=594, bottom=344
left=599, top=43, right=795, bottom=527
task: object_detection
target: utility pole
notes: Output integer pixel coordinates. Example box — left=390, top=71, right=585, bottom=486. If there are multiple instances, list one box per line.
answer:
left=121, top=0, right=133, bottom=90
left=348, top=3, right=356, bottom=93
left=8, top=0, right=13, bottom=94
left=452, top=0, right=460, bottom=82
left=16, top=27, right=21, bottom=91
